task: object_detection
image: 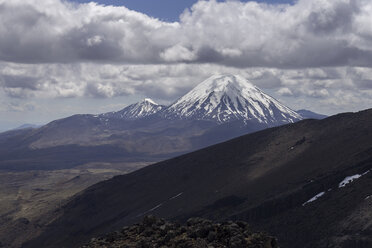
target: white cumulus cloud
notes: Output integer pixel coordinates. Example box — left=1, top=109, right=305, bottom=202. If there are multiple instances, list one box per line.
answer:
left=0, top=0, right=371, bottom=67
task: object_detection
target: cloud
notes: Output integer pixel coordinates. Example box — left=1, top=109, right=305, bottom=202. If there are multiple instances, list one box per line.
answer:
left=160, top=44, right=197, bottom=62
left=306, top=88, right=330, bottom=98
left=278, top=87, right=293, bottom=96
left=0, top=0, right=371, bottom=68
left=0, top=0, right=371, bottom=118
left=0, top=0, right=176, bottom=63
left=249, top=70, right=283, bottom=89
left=0, top=74, right=40, bottom=90
left=0, top=62, right=370, bottom=108
left=0, top=101, right=36, bottom=112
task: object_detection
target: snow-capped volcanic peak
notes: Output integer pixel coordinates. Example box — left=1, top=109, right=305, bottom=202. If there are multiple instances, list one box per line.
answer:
left=165, top=74, right=302, bottom=124
left=102, top=98, right=165, bottom=120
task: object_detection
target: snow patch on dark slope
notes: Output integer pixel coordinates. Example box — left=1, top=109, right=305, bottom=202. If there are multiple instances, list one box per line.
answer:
left=163, top=74, right=302, bottom=125
left=101, top=98, right=166, bottom=120
left=302, top=191, right=326, bottom=206
left=338, top=170, right=370, bottom=188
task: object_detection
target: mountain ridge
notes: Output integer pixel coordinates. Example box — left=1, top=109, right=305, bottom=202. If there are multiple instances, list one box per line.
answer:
left=163, top=74, right=302, bottom=124
left=100, top=98, right=166, bottom=120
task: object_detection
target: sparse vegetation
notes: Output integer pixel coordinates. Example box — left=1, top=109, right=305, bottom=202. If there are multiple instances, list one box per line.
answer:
left=82, top=216, right=277, bottom=248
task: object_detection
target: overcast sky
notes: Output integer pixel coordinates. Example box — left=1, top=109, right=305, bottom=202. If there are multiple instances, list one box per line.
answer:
left=0, top=0, right=372, bottom=131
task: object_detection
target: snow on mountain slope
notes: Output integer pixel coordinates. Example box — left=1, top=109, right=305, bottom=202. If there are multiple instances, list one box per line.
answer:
left=102, top=98, right=165, bottom=120
left=164, top=74, right=302, bottom=125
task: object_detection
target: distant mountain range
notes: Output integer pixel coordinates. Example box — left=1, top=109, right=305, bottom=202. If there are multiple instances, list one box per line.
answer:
left=296, top=109, right=328, bottom=119
left=25, top=108, right=372, bottom=248
left=100, top=98, right=166, bottom=120
left=14, top=123, right=42, bottom=130
left=0, top=74, right=325, bottom=171
left=93, top=74, right=318, bottom=124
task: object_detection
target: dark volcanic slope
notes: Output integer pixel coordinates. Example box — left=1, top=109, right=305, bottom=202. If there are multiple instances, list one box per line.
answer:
left=26, top=109, right=372, bottom=248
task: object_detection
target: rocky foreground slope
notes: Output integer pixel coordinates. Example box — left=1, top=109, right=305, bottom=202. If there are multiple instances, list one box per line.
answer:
left=81, top=216, right=277, bottom=248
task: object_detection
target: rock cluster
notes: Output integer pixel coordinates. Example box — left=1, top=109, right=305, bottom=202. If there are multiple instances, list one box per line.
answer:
left=82, top=216, right=277, bottom=248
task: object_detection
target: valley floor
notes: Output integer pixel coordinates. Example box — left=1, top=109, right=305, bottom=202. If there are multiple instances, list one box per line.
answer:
left=0, top=162, right=150, bottom=248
